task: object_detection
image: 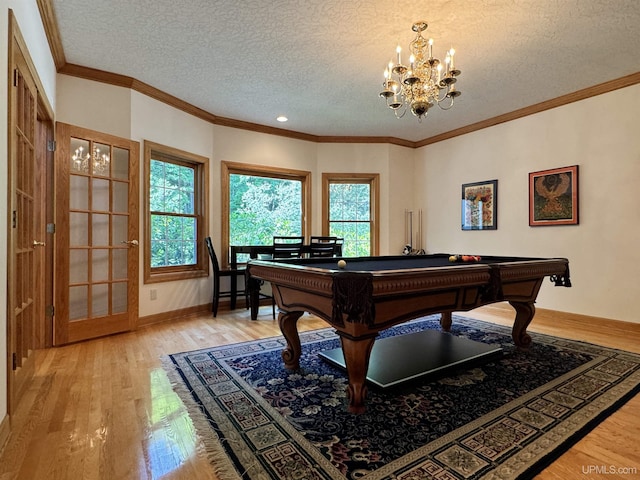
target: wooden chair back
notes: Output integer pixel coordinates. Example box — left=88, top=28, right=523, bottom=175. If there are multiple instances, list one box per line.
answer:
left=272, top=236, right=305, bottom=259
left=309, top=236, right=343, bottom=257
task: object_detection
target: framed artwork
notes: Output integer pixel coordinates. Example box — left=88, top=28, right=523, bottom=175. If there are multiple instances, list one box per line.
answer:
left=461, top=179, right=498, bottom=230
left=529, top=165, right=579, bottom=226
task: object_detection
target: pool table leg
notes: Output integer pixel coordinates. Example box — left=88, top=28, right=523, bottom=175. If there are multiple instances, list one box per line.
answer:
left=509, top=301, right=535, bottom=349
left=278, top=310, right=305, bottom=369
left=440, top=312, right=452, bottom=331
left=339, top=334, right=376, bottom=414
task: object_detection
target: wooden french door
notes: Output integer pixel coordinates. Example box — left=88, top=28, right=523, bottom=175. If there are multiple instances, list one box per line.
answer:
left=7, top=20, right=41, bottom=409
left=54, top=123, right=139, bottom=345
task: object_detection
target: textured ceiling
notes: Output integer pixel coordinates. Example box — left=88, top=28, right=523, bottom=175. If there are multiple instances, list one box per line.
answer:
left=50, top=0, right=640, bottom=142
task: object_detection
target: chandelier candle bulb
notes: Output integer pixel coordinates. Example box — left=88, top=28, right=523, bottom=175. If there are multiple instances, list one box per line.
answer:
left=428, top=38, right=433, bottom=59
left=396, top=45, right=401, bottom=64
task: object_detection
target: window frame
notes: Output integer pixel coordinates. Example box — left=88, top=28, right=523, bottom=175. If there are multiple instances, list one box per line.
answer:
left=222, top=161, right=311, bottom=268
left=144, top=140, right=209, bottom=284
left=322, top=173, right=380, bottom=256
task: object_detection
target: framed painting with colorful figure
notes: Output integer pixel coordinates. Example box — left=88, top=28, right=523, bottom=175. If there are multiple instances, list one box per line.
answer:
left=529, top=165, right=579, bottom=226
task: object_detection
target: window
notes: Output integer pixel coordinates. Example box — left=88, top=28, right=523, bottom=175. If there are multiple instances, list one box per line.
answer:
left=222, top=161, right=311, bottom=267
left=144, top=141, right=209, bottom=283
left=322, top=173, right=379, bottom=257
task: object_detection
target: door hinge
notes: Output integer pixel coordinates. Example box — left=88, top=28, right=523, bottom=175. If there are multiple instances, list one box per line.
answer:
left=12, top=211, right=17, bottom=228
left=47, top=140, right=56, bottom=152
left=46, top=223, right=56, bottom=234
left=12, top=352, right=17, bottom=370
left=46, top=305, right=55, bottom=317
left=13, top=69, right=18, bottom=87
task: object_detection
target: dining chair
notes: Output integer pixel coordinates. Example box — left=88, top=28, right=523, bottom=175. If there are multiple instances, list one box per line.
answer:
left=205, top=237, right=247, bottom=317
left=247, top=272, right=276, bottom=320
left=272, top=235, right=305, bottom=259
left=309, top=236, right=343, bottom=257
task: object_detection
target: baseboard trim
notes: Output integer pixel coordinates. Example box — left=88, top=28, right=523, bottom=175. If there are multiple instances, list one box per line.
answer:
left=474, top=303, right=640, bottom=335
left=138, top=304, right=212, bottom=327
left=138, top=299, right=272, bottom=327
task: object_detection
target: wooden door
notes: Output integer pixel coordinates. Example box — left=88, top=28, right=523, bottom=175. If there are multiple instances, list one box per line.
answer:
left=54, top=123, right=139, bottom=345
left=7, top=27, right=41, bottom=408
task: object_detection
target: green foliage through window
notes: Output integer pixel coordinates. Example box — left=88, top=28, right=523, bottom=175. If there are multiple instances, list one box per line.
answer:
left=329, top=183, right=371, bottom=257
left=230, top=174, right=302, bottom=261
left=150, top=159, right=197, bottom=267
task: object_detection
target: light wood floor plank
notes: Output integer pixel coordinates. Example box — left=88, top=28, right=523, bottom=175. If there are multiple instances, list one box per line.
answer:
left=0, top=305, right=638, bottom=479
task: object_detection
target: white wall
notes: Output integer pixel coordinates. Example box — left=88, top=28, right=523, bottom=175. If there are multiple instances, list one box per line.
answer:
left=56, top=76, right=131, bottom=137
left=388, top=144, right=418, bottom=253
left=416, top=84, right=640, bottom=322
left=316, top=143, right=405, bottom=255
left=0, top=0, right=57, bottom=438
left=57, top=79, right=411, bottom=317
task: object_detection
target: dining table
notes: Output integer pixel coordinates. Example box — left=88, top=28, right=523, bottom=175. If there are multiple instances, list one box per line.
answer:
left=230, top=243, right=343, bottom=318
left=229, top=243, right=343, bottom=268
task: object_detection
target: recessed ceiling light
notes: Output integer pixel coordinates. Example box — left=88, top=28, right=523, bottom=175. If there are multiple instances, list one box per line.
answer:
left=276, top=115, right=288, bottom=122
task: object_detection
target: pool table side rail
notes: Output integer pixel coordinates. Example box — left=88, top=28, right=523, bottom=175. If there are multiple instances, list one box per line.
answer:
left=246, top=257, right=570, bottom=330
left=247, top=257, right=570, bottom=296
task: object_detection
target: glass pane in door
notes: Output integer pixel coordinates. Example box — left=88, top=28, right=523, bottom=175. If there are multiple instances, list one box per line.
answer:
left=70, top=138, right=90, bottom=174
left=70, top=176, right=88, bottom=209
left=69, top=285, right=88, bottom=320
left=112, top=249, right=127, bottom=280
left=112, top=147, right=129, bottom=179
left=112, top=282, right=127, bottom=314
left=92, top=284, right=109, bottom=317
left=69, top=249, right=88, bottom=283
left=92, top=178, right=110, bottom=211
left=92, top=214, right=110, bottom=246
left=92, top=249, right=109, bottom=282
left=70, top=213, right=88, bottom=246
left=92, top=143, right=111, bottom=176
left=113, top=181, right=128, bottom=212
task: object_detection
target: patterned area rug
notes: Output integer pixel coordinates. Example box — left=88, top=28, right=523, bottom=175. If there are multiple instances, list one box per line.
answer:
left=163, top=315, right=640, bottom=479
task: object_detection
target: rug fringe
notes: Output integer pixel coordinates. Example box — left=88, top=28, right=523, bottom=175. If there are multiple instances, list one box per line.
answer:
left=161, top=356, right=243, bottom=480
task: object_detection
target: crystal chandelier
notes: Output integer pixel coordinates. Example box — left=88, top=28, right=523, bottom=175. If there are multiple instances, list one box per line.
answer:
left=71, top=145, right=110, bottom=173
left=379, top=21, right=461, bottom=120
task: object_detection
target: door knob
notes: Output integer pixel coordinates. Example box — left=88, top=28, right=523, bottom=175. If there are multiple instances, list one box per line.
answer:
left=33, top=240, right=46, bottom=247
left=121, top=240, right=139, bottom=246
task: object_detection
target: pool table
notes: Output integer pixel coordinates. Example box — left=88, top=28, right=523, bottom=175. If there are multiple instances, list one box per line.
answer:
left=246, top=254, right=571, bottom=413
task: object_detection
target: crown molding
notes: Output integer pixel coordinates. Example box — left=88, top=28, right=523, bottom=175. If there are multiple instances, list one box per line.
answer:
left=416, top=72, right=640, bottom=147
left=36, top=0, right=66, bottom=69
left=37, top=2, right=640, bottom=149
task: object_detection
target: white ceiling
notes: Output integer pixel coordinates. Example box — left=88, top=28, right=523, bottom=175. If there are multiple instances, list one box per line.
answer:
left=50, top=0, right=640, bottom=143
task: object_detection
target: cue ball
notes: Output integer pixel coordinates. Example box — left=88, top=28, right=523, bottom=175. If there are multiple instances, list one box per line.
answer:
left=337, top=260, right=347, bottom=269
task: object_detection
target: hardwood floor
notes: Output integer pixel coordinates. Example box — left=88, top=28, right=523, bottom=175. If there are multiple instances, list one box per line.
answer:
left=0, top=304, right=639, bottom=479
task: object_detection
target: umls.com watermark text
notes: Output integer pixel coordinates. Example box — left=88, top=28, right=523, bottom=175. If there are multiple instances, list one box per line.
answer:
left=582, top=465, right=638, bottom=475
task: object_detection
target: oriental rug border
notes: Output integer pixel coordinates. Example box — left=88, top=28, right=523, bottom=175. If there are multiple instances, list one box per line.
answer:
left=163, top=315, right=640, bottom=479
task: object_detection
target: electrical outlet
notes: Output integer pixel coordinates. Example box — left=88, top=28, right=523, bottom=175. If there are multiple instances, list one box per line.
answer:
left=150, top=289, right=157, bottom=300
